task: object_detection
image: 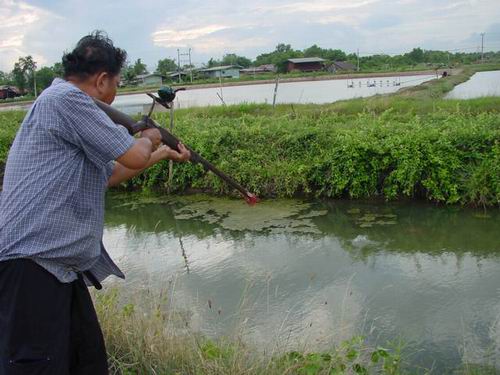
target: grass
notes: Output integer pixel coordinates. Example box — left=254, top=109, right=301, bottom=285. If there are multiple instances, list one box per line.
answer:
left=0, top=110, right=25, bottom=182
left=95, top=288, right=406, bottom=375
left=95, top=287, right=500, bottom=375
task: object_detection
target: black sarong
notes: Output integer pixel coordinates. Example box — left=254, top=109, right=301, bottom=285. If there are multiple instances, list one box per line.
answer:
left=0, top=259, right=108, bottom=375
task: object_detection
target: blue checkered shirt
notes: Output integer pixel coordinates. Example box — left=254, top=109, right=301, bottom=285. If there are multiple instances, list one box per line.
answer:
left=0, top=78, right=135, bottom=284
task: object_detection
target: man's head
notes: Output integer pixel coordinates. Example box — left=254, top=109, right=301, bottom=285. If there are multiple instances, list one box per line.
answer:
left=62, top=31, right=127, bottom=104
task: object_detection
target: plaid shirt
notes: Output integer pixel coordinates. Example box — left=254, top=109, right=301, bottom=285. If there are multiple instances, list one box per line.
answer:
left=0, top=78, right=135, bottom=284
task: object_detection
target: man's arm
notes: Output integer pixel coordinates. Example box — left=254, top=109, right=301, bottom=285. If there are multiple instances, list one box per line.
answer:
left=108, top=143, right=190, bottom=187
left=115, top=128, right=162, bottom=169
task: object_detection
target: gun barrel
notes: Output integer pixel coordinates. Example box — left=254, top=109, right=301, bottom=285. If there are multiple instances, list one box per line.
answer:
left=93, top=98, right=259, bottom=204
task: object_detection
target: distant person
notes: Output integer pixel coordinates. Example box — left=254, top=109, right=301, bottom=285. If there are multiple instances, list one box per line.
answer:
left=0, top=31, right=190, bottom=374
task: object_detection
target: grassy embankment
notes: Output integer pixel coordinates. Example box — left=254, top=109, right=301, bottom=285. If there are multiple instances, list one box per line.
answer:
left=125, top=63, right=500, bottom=207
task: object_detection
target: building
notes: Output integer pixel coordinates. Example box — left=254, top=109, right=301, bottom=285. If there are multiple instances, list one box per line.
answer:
left=168, top=71, right=190, bottom=83
left=240, top=64, right=277, bottom=74
left=0, top=86, right=21, bottom=100
left=286, top=57, right=326, bottom=72
left=134, top=73, right=166, bottom=87
left=198, top=65, right=241, bottom=79
left=328, top=61, right=357, bottom=73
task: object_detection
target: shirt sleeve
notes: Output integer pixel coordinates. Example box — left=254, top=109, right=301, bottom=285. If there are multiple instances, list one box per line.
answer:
left=105, top=161, right=115, bottom=180
left=54, top=88, right=135, bottom=169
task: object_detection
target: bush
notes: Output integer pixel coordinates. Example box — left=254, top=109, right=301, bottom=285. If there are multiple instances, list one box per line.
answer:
left=127, top=105, right=499, bottom=206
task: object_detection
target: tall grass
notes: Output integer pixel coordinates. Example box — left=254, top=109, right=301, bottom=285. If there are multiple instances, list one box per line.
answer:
left=94, top=288, right=405, bottom=375
left=95, top=287, right=500, bottom=374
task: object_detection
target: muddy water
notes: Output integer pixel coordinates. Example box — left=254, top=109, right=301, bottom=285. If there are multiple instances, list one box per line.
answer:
left=103, top=193, right=500, bottom=372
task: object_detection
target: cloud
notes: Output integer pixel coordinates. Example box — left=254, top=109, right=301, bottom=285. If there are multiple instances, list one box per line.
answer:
left=152, top=25, right=231, bottom=47
left=261, top=0, right=381, bottom=14
left=1, top=0, right=499, bottom=72
left=0, top=0, right=61, bottom=70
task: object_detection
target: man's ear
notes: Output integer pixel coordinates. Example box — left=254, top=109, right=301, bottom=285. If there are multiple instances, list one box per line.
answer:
left=95, top=71, right=109, bottom=94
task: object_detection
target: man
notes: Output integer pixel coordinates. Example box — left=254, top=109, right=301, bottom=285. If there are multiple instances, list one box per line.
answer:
left=0, top=31, right=190, bottom=374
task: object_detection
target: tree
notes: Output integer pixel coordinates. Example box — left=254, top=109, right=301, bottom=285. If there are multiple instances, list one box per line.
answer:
left=36, top=67, right=57, bottom=91
left=275, top=43, right=292, bottom=53
left=206, top=58, right=221, bottom=68
left=221, top=53, right=251, bottom=68
left=21, top=56, right=37, bottom=94
left=132, top=58, right=148, bottom=76
left=406, top=48, right=424, bottom=64
left=11, top=56, right=37, bottom=94
left=156, top=58, right=178, bottom=75
left=303, top=45, right=347, bottom=62
left=254, top=44, right=303, bottom=73
left=303, top=44, right=323, bottom=57
left=52, top=62, right=64, bottom=77
left=122, top=64, right=136, bottom=84
left=12, top=62, right=27, bottom=93
left=0, top=71, right=8, bottom=85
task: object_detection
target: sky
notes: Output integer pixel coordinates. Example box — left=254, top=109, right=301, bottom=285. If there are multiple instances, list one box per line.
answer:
left=1, top=0, right=500, bottom=72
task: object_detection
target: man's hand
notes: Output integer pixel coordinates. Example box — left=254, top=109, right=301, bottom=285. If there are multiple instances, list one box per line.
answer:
left=140, top=128, right=162, bottom=151
left=156, top=143, right=191, bottom=162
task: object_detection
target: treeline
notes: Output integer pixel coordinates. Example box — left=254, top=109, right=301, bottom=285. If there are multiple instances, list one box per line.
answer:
left=156, top=45, right=500, bottom=76
left=1, top=44, right=500, bottom=94
left=0, top=57, right=63, bottom=96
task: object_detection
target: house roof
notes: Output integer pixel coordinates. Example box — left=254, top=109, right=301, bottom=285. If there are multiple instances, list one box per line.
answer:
left=199, top=65, right=242, bottom=72
left=136, top=73, right=165, bottom=79
left=288, top=57, right=326, bottom=64
left=0, top=85, right=20, bottom=93
left=332, top=61, right=356, bottom=70
left=168, top=71, right=188, bottom=77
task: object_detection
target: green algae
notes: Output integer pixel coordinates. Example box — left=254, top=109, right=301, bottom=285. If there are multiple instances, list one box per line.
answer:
left=172, top=196, right=326, bottom=233
left=352, top=210, right=398, bottom=228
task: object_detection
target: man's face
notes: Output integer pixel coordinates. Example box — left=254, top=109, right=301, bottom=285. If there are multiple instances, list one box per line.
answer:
left=98, top=74, right=120, bottom=104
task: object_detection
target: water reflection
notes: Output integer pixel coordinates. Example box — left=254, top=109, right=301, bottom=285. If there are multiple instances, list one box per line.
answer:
left=103, top=193, right=500, bottom=372
left=446, top=71, right=500, bottom=99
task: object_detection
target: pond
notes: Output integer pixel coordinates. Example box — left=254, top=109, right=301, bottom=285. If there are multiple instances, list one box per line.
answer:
left=103, top=193, right=500, bottom=373
left=446, top=70, right=500, bottom=99
left=112, top=74, right=437, bottom=114
left=0, top=74, right=437, bottom=114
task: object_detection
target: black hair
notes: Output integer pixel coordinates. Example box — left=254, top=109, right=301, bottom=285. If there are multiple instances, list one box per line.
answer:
left=62, top=30, right=127, bottom=79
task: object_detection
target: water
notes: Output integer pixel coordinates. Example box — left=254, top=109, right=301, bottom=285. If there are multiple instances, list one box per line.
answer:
left=112, top=74, right=436, bottom=114
left=103, top=193, right=500, bottom=372
left=0, top=74, right=436, bottom=114
left=446, top=71, right=500, bottom=99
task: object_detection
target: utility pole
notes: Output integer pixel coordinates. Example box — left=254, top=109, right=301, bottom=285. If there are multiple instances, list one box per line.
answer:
left=177, top=49, right=182, bottom=83
left=188, top=48, right=193, bottom=83
left=33, top=69, right=37, bottom=98
left=177, top=48, right=193, bottom=83
left=357, top=48, right=360, bottom=72
left=480, top=33, right=485, bottom=62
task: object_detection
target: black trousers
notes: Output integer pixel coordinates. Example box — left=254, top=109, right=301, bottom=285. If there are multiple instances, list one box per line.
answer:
left=0, top=259, right=108, bottom=375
